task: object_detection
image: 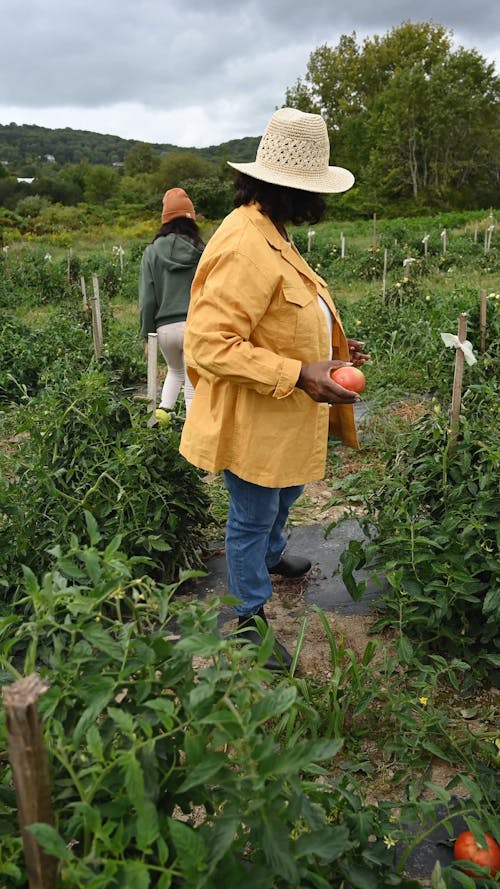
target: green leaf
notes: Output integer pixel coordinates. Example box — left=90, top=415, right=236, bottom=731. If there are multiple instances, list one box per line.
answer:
left=168, top=818, right=207, bottom=881
left=148, top=537, right=172, bottom=552
left=136, top=799, right=160, bottom=852
left=86, top=723, right=103, bottom=762
left=421, top=739, right=451, bottom=761
left=73, top=677, right=115, bottom=744
left=397, top=634, right=414, bottom=664
left=57, top=557, right=87, bottom=579
left=431, top=860, right=447, bottom=889
left=80, top=548, right=102, bottom=584
left=145, top=697, right=175, bottom=729
left=483, top=587, right=500, bottom=615
left=84, top=510, right=101, bottom=545
left=123, top=752, right=145, bottom=807
left=26, top=823, right=72, bottom=861
left=104, top=534, right=123, bottom=557
left=295, top=824, right=350, bottom=863
left=0, top=863, right=22, bottom=879
left=259, top=738, right=343, bottom=777
left=177, top=634, right=222, bottom=657
left=451, top=868, right=477, bottom=888
left=256, top=624, right=276, bottom=667
left=342, top=860, right=380, bottom=889
left=206, top=808, right=240, bottom=871
left=119, top=860, right=150, bottom=889
left=251, top=685, right=297, bottom=724
left=261, top=815, right=298, bottom=883
left=177, top=752, right=226, bottom=792
left=21, top=565, right=39, bottom=597
left=82, top=624, right=124, bottom=660
left=107, top=706, right=136, bottom=735
left=340, top=543, right=367, bottom=601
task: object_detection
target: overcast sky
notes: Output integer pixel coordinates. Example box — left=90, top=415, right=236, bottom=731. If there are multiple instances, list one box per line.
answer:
left=1, top=0, right=499, bottom=149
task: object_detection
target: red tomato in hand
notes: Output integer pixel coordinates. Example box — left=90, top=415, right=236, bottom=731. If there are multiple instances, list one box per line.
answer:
left=453, top=829, right=500, bottom=877
left=330, top=366, right=366, bottom=393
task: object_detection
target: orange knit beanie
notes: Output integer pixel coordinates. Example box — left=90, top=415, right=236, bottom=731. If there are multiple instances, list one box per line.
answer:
left=161, top=188, right=196, bottom=224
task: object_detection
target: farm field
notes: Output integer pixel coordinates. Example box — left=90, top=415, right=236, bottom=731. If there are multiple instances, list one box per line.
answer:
left=0, top=209, right=499, bottom=887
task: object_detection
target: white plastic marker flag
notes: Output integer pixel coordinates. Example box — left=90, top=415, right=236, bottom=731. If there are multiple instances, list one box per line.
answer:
left=440, top=333, right=477, bottom=366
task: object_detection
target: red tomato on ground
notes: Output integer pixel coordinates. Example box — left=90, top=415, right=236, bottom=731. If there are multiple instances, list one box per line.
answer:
left=330, top=366, right=366, bottom=393
left=453, top=829, right=500, bottom=877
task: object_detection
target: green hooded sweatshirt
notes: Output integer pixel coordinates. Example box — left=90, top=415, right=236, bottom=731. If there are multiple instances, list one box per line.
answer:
left=139, top=233, right=204, bottom=339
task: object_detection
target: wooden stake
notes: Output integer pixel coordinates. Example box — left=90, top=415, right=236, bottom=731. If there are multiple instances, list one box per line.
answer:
left=3, top=675, right=57, bottom=889
left=422, top=234, right=429, bottom=258
left=66, top=247, right=72, bottom=284
left=147, top=332, right=158, bottom=427
left=403, top=257, right=414, bottom=278
left=440, top=229, right=447, bottom=254
left=307, top=229, right=315, bottom=252
left=382, top=248, right=387, bottom=299
left=80, top=276, right=88, bottom=311
left=487, top=225, right=494, bottom=252
left=450, top=313, right=467, bottom=444
left=340, top=233, right=345, bottom=259
left=479, top=289, right=487, bottom=352
left=90, top=274, right=103, bottom=359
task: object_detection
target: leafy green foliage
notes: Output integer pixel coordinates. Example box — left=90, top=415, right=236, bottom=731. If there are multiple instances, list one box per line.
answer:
left=0, top=371, right=210, bottom=593
left=1, top=213, right=499, bottom=886
left=286, top=22, right=500, bottom=210
left=0, top=310, right=91, bottom=402
left=0, top=536, right=435, bottom=888
left=339, top=388, right=499, bottom=683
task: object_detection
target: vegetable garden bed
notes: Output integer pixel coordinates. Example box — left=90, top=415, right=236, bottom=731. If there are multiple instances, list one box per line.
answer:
left=0, top=211, right=498, bottom=887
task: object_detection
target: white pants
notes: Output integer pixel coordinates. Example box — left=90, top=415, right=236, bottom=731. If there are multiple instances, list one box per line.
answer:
left=156, top=321, right=194, bottom=413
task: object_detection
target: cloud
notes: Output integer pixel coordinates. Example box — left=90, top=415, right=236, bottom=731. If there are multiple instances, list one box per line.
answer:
left=1, top=0, right=498, bottom=146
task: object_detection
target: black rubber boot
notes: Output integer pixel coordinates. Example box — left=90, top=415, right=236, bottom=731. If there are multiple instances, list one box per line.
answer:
left=268, top=554, right=311, bottom=578
left=235, top=607, right=292, bottom=672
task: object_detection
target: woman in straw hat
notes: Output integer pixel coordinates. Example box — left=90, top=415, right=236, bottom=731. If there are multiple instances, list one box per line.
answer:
left=139, top=187, right=204, bottom=417
left=179, top=108, right=369, bottom=670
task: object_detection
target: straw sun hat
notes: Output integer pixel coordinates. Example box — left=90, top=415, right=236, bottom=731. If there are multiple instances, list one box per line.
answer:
left=227, top=107, right=354, bottom=194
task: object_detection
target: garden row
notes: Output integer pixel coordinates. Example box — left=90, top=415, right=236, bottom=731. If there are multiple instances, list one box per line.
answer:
left=0, top=216, right=498, bottom=886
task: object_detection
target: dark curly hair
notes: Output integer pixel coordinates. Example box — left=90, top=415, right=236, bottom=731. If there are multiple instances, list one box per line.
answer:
left=233, top=172, right=326, bottom=226
left=153, top=217, right=204, bottom=248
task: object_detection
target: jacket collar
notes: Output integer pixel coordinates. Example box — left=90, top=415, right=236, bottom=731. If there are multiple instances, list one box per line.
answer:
left=238, top=203, right=335, bottom=312
left=239, top=202, right=324, bottom=287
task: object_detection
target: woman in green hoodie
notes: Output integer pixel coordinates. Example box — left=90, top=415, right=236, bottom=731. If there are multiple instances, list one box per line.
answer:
left=139, top=188, right=204, bottom=414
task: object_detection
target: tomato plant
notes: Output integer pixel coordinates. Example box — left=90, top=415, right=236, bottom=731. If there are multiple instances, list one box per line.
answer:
left=330, top=365, right=366, bottom=393
left=453, top=829, right=500, bottom=877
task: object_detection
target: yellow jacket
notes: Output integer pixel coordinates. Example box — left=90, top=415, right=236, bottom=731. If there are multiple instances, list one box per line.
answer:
left=179, top=203, right=358, bottom=487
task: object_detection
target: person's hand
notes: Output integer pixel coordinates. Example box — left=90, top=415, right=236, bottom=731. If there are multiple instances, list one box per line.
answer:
left=296, top=360, right=361, bottom=404
left=347, top=339, right=370, bottom=367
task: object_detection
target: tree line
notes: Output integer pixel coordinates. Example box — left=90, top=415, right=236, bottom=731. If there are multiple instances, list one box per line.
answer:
left=286, top=21, right=500, bottom=214
left=0, top=21, right=498, bottom=227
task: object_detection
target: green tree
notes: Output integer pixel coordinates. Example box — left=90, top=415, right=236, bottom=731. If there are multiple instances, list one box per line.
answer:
left=118, top=173, right=156, bottom=205
left=154, top=151, right=215, bottom=192
left=15, top=194, right=51, bottom=218
left=182, top=177, right=234, bottom=220
left=285, top=21, right=500, bottom=210
left=124, top=142, right=160, bottom=176
left=84, top=165, right=120, bottom=204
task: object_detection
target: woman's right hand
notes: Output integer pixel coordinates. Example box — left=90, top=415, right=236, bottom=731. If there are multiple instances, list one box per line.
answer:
left=296, top=360, right=361, bottom=404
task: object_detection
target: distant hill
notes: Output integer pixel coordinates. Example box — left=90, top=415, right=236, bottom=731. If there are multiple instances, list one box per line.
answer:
left=0, top=122, right=261, bottom=168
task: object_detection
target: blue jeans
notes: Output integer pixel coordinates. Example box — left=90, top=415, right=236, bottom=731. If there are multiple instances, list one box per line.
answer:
left=223, top=469, right=304, bottom=616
